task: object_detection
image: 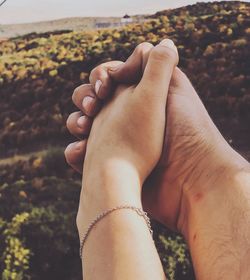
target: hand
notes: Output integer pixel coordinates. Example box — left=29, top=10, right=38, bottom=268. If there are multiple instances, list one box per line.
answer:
left=65, top=41, right=249, bottom=235
left=75, top=40, right=179, bottom=236
left=67, top=41, right=250, bottom=280
left=73, top=41, right=178, bottom=280
left=82, top=40, right=178, bottom=182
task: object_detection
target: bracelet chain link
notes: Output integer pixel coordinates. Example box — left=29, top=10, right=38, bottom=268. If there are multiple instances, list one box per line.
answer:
left=79, top=205, right=153, bottom=259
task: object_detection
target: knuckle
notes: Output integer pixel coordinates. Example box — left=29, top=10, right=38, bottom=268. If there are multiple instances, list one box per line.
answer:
left=89, top=66, right=103, bottom=82
left=135, top=42, right=153, bottom=55
left=72, top=86, right=80, bottom=103
left=66, top=114, right=73, bottom=128
left=64, top=147, right=69, bottom=158
left=71, top=87, right=79, bottom=102
left=64, top=146, right=71, bottom=161
left=72, top=84, right=93, bottom=103
left=151, top=45, right=177, bottom=63
left=66, top=112, right=77, bottom=127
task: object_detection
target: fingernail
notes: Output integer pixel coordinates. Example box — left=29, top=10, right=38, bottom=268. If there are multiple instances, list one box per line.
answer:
left=67, top=143, right=75, bottom=150
left=160, top=39, right=178, bottom=54
left=67, top=141, right=79, bottom=150
left=77, top=116, right=87, bottom=129
left=82, top=96, right=94, bottom=111
left=95, top=80, right=102, bottom=95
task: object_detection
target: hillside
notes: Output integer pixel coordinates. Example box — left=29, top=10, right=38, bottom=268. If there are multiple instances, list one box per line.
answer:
left=0, top=16, right=144, bottom=38
left=0, top=1, right=249, bottom=157
left=0, top=1, right=249, bottom=279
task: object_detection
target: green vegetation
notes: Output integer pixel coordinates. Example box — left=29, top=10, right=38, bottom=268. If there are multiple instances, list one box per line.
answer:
left=0, top=1, right=249, bottom=279
left=0, top=1, right=249, bottom=154
left=0, top=152, right=82, bottom=280
left=0, top=152, right=194, bottom=280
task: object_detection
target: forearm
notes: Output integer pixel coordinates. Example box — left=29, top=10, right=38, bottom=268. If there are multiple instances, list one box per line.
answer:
left=181, top=153, right=250, bottom=279
left=77, top=160, right=166, bottom=280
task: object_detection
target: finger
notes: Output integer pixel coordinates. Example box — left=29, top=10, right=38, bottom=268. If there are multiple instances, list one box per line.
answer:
left=66, top=111, right=93, bottom=139
left=108, top=42, right=154, bottom=83
left=64, top=140, right=87, bottom=174
left=89, top=43, right=153, bottom=100
left=171, top=67, right=194, bottom=92
left=72, top=84, right=101, bottom=117
left=136, top=39, right=179, bottom=103
left=89, top=61, right=123, bottom=100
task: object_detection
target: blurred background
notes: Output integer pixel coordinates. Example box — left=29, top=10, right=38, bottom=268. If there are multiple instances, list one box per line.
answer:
left=0, top=0, right=249, bottom=279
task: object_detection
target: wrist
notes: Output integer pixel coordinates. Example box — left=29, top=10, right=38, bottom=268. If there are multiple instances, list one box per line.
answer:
left=77, top=158, right=143, bottom=237
left=179, top=156, right=250, bottom=279
left=178, top=148, right=250, bottom=241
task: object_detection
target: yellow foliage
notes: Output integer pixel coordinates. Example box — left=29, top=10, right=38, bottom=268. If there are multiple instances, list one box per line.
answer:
left=113, top=32, right=121, bottom=39
left=49, top=69, right=58, bottom=77
left=204, top=45, right=214, bottom=56
left=227, top=28, right=233, bottom=36
left=32, top=157, right=43, bottom=168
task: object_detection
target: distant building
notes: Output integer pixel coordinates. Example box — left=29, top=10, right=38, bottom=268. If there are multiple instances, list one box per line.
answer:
left=95, top=22, right=112, bottom=29
left=121, top=14, right=133, bottom=24
left=94, top=14, right=137, bottom=30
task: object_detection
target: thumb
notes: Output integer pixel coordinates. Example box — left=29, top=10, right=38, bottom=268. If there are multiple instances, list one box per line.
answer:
left=136, top=39, right=179, bottom=103
left=108, top=42, right=153, bottom=83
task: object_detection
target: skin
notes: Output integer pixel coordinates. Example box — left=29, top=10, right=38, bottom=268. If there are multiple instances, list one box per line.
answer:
left=65, top=41, right=250, bottom=279
left=76, top=39, right=178, bottom=279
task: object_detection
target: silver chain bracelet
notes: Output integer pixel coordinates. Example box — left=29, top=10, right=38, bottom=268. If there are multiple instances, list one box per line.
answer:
left=79, top=205, right=153, bottom=259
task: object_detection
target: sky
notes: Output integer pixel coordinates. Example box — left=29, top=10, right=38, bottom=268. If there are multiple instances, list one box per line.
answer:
left=0, top=0, right=248, bottom=25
